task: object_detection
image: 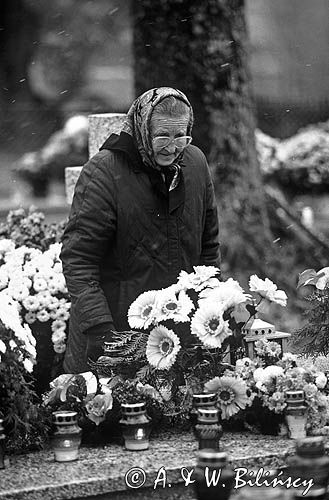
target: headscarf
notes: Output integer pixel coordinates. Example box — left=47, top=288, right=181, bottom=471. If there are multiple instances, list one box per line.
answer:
left=121, top=87, right=194, bottom=172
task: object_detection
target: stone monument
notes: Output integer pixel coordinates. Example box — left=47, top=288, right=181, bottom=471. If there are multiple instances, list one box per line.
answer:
left=65, top=113, right=126, bottom=204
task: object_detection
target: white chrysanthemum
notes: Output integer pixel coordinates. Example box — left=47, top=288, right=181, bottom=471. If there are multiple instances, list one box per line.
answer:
left=0, top=239, right=15, bottom=256
left=53, top=261, right=63, bottom=274
left=146, top=325, right=181, bottom=370
left=44, top=242, right=62, bottom=261
left=128, top=290, right=158, bottom=329
left=0, top=270, right=9, bottom=290
left=54, top=342, right=66, bottom=354
left=249, top=275, right=288, bottom=306
left=51, top=319, right=67, bottom=332
left=190, top=300, right=232, bottom=348
left=36, top=309, right=50, bottom=322
left=47, top=296, right=60, bottom=311
left=316, top=373, right=327, bottom=389
left=199, top=277, right=249, bottom=310
left=54, top=308, right=70, bottom=322
left=8, top=284, right=30, bottom=301
left=154, top=288, right=194, bottom=323
left=22, top=295, right=40, bottom=312
left=52, top=329, right=66, bottom=344
left=177, top=266, right=220, bottom=292
left=205, top=376, right=251, bottom=419
left=24, top=311, right=36, bottom=324
left=33, top=276, right=48, bottom=292
left=254, top=365, right=284, bottom=384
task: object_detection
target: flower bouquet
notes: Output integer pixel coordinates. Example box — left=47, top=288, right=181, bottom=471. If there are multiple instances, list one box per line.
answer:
left=0, top=239, right=71, bottom=393
left=0, top=292, right=49, bottom=454
left=91, top=266, right=288, bottom=425
left=229, top=338, right=329, bottom=436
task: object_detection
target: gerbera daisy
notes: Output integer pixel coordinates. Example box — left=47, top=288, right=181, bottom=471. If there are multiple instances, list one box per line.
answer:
left=128, top=290, right=158, bottom=329
left=146, top=325, right=181, bottom=370
left=155, top=288, right=194, bottom=323
left=190, top=301, right=232, bottom=348
left=204, top=376, right=251, bottom=419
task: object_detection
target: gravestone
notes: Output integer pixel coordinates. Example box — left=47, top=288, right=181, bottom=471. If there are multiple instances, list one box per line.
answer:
left=65, top=113, right=126, bottom=204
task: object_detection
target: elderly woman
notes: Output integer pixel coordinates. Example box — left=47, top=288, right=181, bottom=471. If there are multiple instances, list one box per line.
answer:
left=60, top=87, right=220, bottom=373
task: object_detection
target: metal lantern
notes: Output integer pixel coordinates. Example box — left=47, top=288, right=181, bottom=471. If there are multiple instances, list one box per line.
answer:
left=195, top=408, right=222, bottom=450
left=285, top=390, right=308, bottom=440
left=0, top=419, right=5, bottom=469
left=51, top=411, right=82, bottom=462
left=194, top=449, right=234, bottom=500
left=120, top=402, right=152, bottom=451
left=242, top=317, right=291, bottom=358
left=190, top=393, right=217, bottom=427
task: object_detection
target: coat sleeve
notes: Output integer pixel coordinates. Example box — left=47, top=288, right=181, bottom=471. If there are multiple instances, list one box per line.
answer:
left=200, top=156, right=221, bottom=269
left=60, top=152, right=116, bottom=334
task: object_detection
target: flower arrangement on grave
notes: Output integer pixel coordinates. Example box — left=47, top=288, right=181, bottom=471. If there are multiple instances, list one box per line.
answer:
left=0, top=207, right=66, bottom=251
left=0, top=293, right=50, bottom=454
left=0, top=239, right=70, bottom=392
left=88, top=266, right=288, bottom=428
left=229, top=338, right=329, bottom=436
left=294, top=267, right=329, bottom=356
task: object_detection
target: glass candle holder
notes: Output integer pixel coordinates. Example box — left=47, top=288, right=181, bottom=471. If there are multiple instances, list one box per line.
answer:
left=194, top=449, right=234, bottom=500
left=285, top=390, right=307, bottom=439
left=195, top=408, right=222, bottom=450
left=190, top=393, right=217, bottom=427
left=120, top=402, right=152, bottom=451
left=51, top=411, right=82, bottom=462
left=287, top=436, right=329, bottom=499
left=0, top=419, right=5, bottom=469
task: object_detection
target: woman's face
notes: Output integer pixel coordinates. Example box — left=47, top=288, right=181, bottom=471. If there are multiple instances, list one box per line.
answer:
left=150, top=114, right=190, bottom=167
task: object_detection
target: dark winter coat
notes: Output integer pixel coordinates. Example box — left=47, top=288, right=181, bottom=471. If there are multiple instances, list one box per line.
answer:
left=60, top=132, right=220, bottom=372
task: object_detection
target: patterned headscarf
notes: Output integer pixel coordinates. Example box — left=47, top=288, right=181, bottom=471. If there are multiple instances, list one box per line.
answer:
left=121, top=87, right=194, bottom=172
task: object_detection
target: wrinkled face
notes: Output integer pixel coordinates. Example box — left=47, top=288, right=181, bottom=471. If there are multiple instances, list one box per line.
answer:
left=150, top=114, right=190, bottom=167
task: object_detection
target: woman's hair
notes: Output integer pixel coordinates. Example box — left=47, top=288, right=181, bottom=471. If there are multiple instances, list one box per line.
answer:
left=153, top=96, right=190, bottom=117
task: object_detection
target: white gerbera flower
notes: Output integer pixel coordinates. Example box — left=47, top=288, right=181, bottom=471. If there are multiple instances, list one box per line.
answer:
left=146, top=325, right=181, bottom=370
left=177, top=266, right=220, bottom=292
left=155, top=288, right=194, bottom=323
left=249, top=275, right=287, bottom=306
left=128, top=290, right=158, bottom=329
left=190, top=300, right=232, bottom=348
left=204, top=376, right=251, bottom=419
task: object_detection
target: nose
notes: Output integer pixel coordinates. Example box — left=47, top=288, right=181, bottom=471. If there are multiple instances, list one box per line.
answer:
left=165, top=139, right=176, bottom=153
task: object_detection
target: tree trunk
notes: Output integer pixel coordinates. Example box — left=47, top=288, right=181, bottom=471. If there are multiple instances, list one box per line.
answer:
left=133, top=0, right=272, bottom=273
